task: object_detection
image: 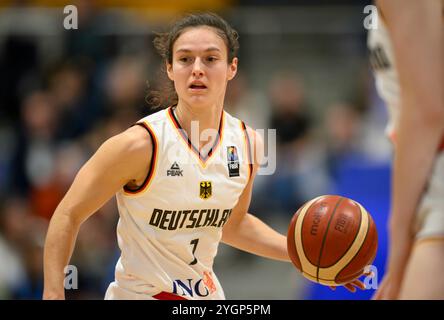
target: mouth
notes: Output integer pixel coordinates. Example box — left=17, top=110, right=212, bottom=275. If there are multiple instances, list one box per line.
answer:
left=189, top=82, right=208, bottom=91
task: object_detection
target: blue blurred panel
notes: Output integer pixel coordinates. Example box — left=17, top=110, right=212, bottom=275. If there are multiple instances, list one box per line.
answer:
left=305, top=161, right=391, bottom=300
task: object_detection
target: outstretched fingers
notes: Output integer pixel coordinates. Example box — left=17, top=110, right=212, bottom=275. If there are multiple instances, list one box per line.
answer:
left=329, top=271, right=374, bottom=292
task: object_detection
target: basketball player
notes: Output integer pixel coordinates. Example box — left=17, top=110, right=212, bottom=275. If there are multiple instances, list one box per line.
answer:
left=43, top=13, right=366, bottom=300
left=368, top=0, right=444, bottom=299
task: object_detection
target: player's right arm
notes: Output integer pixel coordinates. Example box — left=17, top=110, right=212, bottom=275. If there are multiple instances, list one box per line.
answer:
left=43, top=125, right=152, bottom=299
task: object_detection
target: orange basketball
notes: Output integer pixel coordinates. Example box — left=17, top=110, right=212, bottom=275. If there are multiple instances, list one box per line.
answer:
left=287, top=195, right=378, bottom=286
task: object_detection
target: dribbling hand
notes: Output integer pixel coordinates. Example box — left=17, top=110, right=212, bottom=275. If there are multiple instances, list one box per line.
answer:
left=329, top=271, right=373, bottom=293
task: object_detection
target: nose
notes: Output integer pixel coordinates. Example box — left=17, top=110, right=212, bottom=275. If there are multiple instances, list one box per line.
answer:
left=192, top=58, right=204, bottom=77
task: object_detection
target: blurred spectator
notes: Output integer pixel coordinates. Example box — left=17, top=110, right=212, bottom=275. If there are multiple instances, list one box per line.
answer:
left=225, top=72, right=270, bottom=131
left=0, top=35, right=39, bottom=123
left=67, top=198, right=119, bottom=299
left=0, top=199, right=28, bottom=299
left=52, top=142, right=88, bottom=193
left=63, top=0, right=111, bottom=62
left=10, top=91, right=58, bottom=200
left=262, top=72, right=328, bottom=214
left=0, top=126, right=17, bottom=200
left=323, top=102, right=368, bottom=180
left=102, top=55, right=150, bottom=128
left=47, top=60, right=100, bottom=140
left=0, top=197, right=47, bottom=299
left=0, top=234, right=25, bottom=299
left=269, top=73, right=312, bottom=146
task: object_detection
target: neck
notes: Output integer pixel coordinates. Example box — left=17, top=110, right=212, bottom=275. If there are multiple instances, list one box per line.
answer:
left=173, top=100, right=224, bottom=152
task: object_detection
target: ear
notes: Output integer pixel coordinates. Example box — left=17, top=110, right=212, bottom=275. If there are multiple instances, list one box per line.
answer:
left=166, top=62, right=174, bottom=81
left=227, top=57, right=238, bottom=81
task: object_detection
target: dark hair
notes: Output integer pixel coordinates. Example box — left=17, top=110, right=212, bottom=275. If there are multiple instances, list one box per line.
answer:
left=147, top=12, right=239, bottom=109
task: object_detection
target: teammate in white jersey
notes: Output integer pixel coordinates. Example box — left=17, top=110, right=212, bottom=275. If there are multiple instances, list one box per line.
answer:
left=368, top=1, right=444, bottom=299
left=43, top=13, right=366, bottom=300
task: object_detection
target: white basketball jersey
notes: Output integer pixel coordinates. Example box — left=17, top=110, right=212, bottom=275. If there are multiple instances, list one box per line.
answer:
left=367, top=18, right=400, bottom=138
left=368, top=14, right=444, bottom=149
left=105, top=107, right=253, bottom=300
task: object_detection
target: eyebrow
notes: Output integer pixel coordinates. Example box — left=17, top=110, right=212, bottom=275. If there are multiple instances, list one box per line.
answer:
left=175, top=47, right=221, bottom=54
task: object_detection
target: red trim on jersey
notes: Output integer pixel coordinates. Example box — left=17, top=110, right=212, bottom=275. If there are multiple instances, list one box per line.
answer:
left=152, top=291, right=188, bottom=300
left=439, top=139, right=444, bottom=151
left=123, top=122, right=158, bottom=194
left=167, top=106, right=224, bottom=164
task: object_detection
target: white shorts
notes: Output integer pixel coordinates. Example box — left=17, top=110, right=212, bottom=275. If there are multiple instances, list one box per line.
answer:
left=415, top=152, right=444, bottom=240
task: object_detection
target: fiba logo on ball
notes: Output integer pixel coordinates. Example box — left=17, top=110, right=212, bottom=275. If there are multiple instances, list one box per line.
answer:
left=287, top=195, right=378, bottom=287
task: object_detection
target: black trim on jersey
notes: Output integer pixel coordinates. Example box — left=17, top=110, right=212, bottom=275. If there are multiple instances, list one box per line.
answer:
left=168, top=106, right=223, bottom=162
left=241, top=121, right=253, bottom=180
left=123, top=122, right=157, bottom=194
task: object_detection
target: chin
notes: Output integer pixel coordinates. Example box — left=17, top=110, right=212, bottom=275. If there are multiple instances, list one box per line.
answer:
left=187, top=96, right=213, bottom=107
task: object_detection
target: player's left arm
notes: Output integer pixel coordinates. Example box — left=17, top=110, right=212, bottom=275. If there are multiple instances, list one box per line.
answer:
left=221, top=126, right=368, bottom=292
left=221, top=126, right=290, bottom=262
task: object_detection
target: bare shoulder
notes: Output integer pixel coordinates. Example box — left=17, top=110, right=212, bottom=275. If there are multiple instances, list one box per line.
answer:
left=60, top=123, right=154, bottom=217
left=99, top=124, right=153, bottom=159
left=118, top=124, right=153, bottom=159
left=92, top=124, right=153, bottom=183
left=245, top=125, right=263, bottom=150
left=244, top=125, right=264, bottom=168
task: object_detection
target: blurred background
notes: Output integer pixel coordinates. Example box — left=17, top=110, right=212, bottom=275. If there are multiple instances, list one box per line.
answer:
left=0, top=0, right=392, bottom=300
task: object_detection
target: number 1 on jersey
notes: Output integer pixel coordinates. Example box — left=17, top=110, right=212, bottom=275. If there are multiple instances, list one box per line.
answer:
left=189, top=238, right=199, bottom=265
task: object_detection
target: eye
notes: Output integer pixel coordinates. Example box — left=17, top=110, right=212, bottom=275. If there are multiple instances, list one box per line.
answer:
left=206, top=56, right=217, bottom=62
left=179, top=56, right=190, bottom=63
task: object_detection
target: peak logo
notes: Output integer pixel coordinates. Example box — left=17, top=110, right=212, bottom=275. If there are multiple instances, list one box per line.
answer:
left=167, top=161, right=183, bottom=176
